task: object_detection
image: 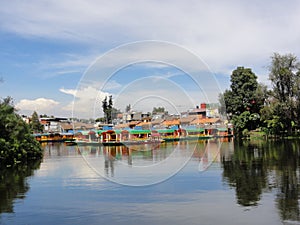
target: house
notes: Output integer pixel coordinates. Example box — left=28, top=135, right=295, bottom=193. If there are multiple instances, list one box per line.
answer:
left=122, top=111, right=151, bottom=123
left=179, top=117, right=195, bottom=127
left=151, top=118, right=165, bottom=129
left=40, top=117, right=69, bottom=132
left=162, top=119, right=180, bottom=129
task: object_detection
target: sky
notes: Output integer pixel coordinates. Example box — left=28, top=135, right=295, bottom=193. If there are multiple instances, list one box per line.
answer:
left=0, top=0, right=300, bottom=118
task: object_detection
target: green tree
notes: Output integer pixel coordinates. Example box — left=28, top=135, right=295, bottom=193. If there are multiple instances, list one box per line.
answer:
left=221, top=67, right=263, bottom=136
left=125, top=104, right=131, bottom=113
left=30, top=111, right=43, bottom=133
left=268, top=53, right=300, bottom=134
left=0, top=97, right=42, bottom=167
left=152, top=107, right=166, bottom=114
left=95, top=117, right=105, bottom=122
left=102, top=95, right=113, bottom=124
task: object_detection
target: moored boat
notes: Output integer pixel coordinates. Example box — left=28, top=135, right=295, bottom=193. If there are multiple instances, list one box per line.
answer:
left=34, top=132, right=75, bottom=143
left=100, top=129, right=164, bottom=146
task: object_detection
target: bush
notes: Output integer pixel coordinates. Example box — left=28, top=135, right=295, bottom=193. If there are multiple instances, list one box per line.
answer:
left=0, top=97, right=42, bottom=167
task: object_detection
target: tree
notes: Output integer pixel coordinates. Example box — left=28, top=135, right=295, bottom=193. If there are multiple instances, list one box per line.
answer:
left=152, top=107, right=166, bottom=114
left=108, top=95, right=113, bottom=123
left=0, top=97, right=42, bottom=167
left=102, top=95, right=113, bottom=124
left=221, top=67, right=263, bottom=136
left=30, top=111, right=43, bottom=133
left=224, top=67, right=259, bottom=115
left=125, top=104, right=131, bottom=113
left=268, top=53, right=300, bottom=134
left=95, top=117, right=106, bottom=123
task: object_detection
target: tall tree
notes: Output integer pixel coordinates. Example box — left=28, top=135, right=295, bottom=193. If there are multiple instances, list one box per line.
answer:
left=102, top=96, right=108, bottom=123
left=225, top=67, right=259, bottom=115
left=107, top=95, right=113, bottom=123
left=268, top=53, right=300, bottom=134
left=125, top=104, right=131, bottom=113
left=102, top=95, right=113, bottom=124
left=221, top=67, right=263, bottom=136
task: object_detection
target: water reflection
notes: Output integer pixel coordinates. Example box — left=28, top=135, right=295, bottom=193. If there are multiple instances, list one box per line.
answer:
left=0, top=160, right=41, bottom=213
left=77, top=140, right=218, bottom=186
left=2, top=139, right=300, bottom=224
left=221, top=140, right=300, bottom=221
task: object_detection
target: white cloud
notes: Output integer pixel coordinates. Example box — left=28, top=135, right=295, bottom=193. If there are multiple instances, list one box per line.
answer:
left=60, top=86, right=110, bottom=118
left=1, top=0, right=300, bottom=79
left=15, top=98, right=60, bottom=115
left=59, top=88, right=77, bottom=97
left=2, top=0, right=300, bottom=118
left=102, top=80, right=122, bottom=91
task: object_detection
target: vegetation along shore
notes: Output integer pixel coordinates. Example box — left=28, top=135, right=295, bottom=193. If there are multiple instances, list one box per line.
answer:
left=220, top=52, right=300, bottom=139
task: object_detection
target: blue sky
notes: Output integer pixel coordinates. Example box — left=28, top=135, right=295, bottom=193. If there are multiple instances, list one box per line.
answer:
left=0, top=0, right=300, bottom=118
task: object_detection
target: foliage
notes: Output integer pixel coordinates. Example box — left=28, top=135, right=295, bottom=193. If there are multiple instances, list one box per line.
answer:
left=268, top=53, right=300, bottom=134
left=30, top=111, right=43, bottom=133
left=125, top=104, right=131, bottom=113
left=221, top=67, right=263, bottom=137
left=95, top=117, right=106, bottom=123
left=225, top=67, right=259, bottom=115
left=0, top=97, right=42, bottom=167
left=102, top=95, right=113, bottom=124
left=152, top=106, right=166, bottom=114
left=220, top=54, right=300, bottom=137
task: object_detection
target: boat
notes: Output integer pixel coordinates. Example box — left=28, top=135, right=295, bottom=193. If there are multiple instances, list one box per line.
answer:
left=155, top=129, right=180, bottom=142
left=99, top=129, right=164, bottom=146
left=34, top=132, right=75, bottom=143
left=73, top=130, right=101, bottom=146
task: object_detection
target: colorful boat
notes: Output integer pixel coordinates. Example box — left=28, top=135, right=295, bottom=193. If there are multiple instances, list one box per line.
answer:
left=34, top=132, right=75, bottom=142
left=74, top=130, right=100, bottom=145
left=100, top=129, right=164, bottom=146
left=155, top=129, right=180, bottom=142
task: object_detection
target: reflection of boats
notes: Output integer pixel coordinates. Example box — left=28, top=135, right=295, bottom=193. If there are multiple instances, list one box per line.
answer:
left=74, top=140, right=100, bottom=146
left=64, top=140, right=77, bottom=146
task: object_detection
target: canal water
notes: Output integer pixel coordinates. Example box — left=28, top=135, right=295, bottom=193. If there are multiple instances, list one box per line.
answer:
left=1, top=139, right=300, bottom=225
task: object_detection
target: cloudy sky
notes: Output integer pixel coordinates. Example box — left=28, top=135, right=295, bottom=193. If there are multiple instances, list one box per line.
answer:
left=0, top=0, right=299, bottom=118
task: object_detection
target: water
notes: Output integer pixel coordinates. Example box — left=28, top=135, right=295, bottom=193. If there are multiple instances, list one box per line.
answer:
left=1, top=139, right=300, bottom=225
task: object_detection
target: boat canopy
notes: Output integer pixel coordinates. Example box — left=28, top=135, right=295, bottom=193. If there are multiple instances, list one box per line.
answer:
left=99, top=130, right=122, bottom=134
left=129, top=129, right=151, bottom=134
left=76, top=130, right=96, bottom=135
left=185, top=128, right=205, bottom=133
left=217, top=128, right=228, bottom=132
left=156, top=129, right=175, bottom=133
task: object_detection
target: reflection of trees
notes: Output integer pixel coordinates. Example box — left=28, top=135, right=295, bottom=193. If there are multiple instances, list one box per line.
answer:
left=222, top=141, right=267, bottom=206
left=222, top=140, right=300, bottom=221
left=0, top=160, right=41, bottom=213
left=274, top=141, right=300, bottom=221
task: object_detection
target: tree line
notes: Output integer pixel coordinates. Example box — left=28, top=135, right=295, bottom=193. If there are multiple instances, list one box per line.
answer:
left=220, top=53, right=300, bottom=137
